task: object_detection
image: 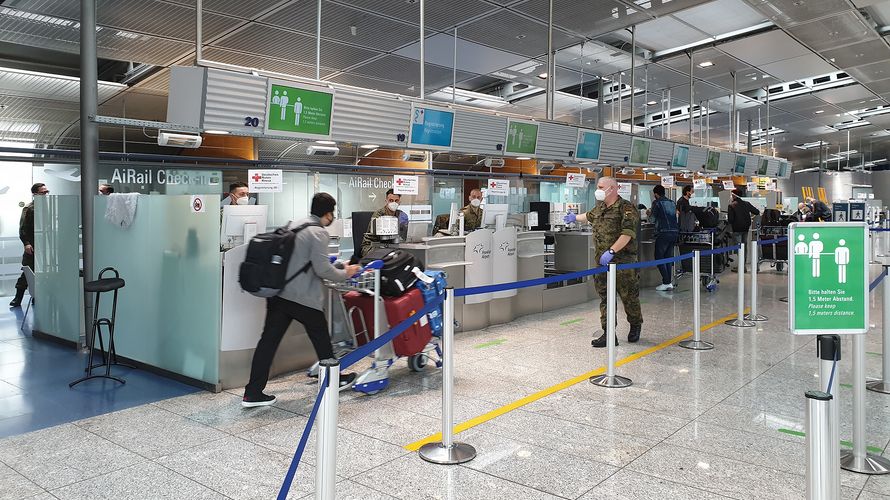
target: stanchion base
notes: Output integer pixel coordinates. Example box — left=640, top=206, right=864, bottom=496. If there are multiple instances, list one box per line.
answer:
left=840, top=450, right=890, bottom=475
left=725, top=318, right=757, bottom=327
left=589, top=374, right=633, bottom=388
left=679, top=339, right=714, bottom=351
left=867, top=380, right=890, bottom=395
left=418, top=442, right=476, bottom=465
left=743, top=313, right=768, bottom=322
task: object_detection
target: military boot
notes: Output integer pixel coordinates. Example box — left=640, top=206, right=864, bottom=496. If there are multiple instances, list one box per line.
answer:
left=628, top=324, right=642, bottom=343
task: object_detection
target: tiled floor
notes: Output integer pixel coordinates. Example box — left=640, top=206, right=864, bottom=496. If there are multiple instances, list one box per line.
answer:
left=1, top=261, right=889, bottom=499
left=0, top=298, right=198, bottom=438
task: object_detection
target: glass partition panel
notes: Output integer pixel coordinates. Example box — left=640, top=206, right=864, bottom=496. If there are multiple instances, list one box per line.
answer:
left=432, top=177, right=463, bottom=221
left=257, top=171, right=311, bottom=230
left=34, top=195, right=83, bottom=343
left=93, top=195, right=221, bottom=384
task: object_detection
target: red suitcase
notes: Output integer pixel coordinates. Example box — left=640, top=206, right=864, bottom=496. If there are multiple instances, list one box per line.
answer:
left=343, top=288, right=432, bottom=357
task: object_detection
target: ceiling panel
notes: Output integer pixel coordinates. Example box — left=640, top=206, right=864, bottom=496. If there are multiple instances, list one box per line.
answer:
left=513, top=0, right=651, bottom=38
left=719, top=29, right=810, bottom=66
left=844, top=60, right=890, bottom=83
left=864, top=114, right=890, bottom=128
left=832, top=97, right=885, bottom=111
left=744, top=0, right=851, bottom=26
left=166, top=0, right=288, bottom=20
left=261, top=2, right=421, bottom=52
left=396, top=33, right=530, bottom=76
left=334, top=0, right=500, bottom=31
left=758, top=53, right=837, bottom=82
left=672, top=0, right=767, bottom=36
left=771, top=94, right=833, bottom=113
left=863, top=78, right=890, bottom=95
left=328, top=72, right=419, bottom=95
left=821, top=39, right=890, bottom=69
left=457, top=10, right=580, bottom=58
left=346, top=55, right=477, bottom=89
left=200, top=46, right=324, bottom=79
left=611, top=16, right=709, bottom=52
left=814, top=84, right=875, bottom=104
left=786, top=11, right=875, bottom=52
left=213, top=23, right=381, bottom=71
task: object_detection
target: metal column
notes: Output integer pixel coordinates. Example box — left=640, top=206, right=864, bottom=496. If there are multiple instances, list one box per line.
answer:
left=666, top=88, right=671, bottom=139
left=731, top=72, right=737, bottom=151
left=196, top=0, right=203, bottom=62
left=80, top=0, right=99, bottom=348
left=452, top=28, right=457, bottom=104
left=766, top=85, right=771, bottom=154
left=419, top=0, right=425, bottom=99
left=747, top=119, right=753, bottom=153
left=597, top=78, right=605, bottom=129
left=316, top=0, right=322, bottom=80
left=629, top=25, right=636, bottom=136
left=546, top=0, right=553, bottom=120
left=688, top=51, right=694, bottom=144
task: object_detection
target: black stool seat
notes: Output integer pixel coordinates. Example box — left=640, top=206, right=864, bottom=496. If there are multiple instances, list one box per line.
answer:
left=85, top=278, right=125, bottom=293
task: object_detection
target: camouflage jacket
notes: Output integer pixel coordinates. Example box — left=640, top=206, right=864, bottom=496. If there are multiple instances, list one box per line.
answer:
left=584, top=197, right=638, bottom=263
left=461, top=204, right=483, bottom=231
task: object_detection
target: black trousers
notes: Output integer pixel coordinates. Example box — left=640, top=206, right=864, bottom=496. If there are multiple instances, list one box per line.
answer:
left=244, top=296, right=335, bottom=397
left=14, top=252, right=34, bottom=299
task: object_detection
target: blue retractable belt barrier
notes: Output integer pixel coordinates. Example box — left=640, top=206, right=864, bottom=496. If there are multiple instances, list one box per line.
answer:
left=278, top=376, right=328, bottom=500
left=616, top=252, right=694, bottom=271
left=699, top=244, right=741, bottom=257
left=757, top=237, right=788, bottom=245
left=454, top=265, right=608, bottom=297
left=338, top=295, right=444, bottom=370
left=870, top=228, right=890, bottom=232
left=870, top=269, right=888, bottom=293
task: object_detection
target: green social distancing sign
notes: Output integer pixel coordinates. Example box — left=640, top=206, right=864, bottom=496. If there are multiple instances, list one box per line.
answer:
left=789, top=222, right=869, bottom=335
left=265, top=81, right=334, bottom=138
left=504, top=119, right=538, bottom=156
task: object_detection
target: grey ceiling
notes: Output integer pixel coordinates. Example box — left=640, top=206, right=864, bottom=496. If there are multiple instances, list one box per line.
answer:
left=2, top=0, right=890, bottom=169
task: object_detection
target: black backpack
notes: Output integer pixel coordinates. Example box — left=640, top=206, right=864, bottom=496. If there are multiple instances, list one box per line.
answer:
left=692, top=206, right=720, bottom=228
left=239, top=222, right=319, bottom=298
left=360, top=248, right=424, bottom=296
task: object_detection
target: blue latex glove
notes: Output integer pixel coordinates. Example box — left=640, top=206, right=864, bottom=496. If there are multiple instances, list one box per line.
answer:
left=398, top=212, right=409, bottom=225
left=599, top=250, right=615, bottom=266
left=563, top=212, right=576, bottom=225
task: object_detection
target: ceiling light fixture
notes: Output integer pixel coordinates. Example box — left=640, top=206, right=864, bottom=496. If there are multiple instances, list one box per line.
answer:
left=814, top=110, right=824, bottom=114
left=359, top=144, right=379, bottom=149
left=646, top=100, right=657, bottom=105
left=204, top=130, right=230, bottom=135
left=315, top=140, right=337, bottom=145
left=537, top=73, right=548, bottom=79
left=698, top=61, right=714, bottom=68
left=516, top=156, right=531, bottom=160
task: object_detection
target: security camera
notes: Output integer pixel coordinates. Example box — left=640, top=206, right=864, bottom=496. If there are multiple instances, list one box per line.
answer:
left=305, top=145, right=340, bottom=156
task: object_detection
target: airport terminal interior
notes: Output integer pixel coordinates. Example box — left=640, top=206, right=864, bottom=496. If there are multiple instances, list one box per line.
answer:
left=2, top=0, right=890, bottom=498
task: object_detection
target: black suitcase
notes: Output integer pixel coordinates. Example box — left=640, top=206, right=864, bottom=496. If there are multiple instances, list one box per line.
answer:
left=360, top=248, right=424, bottom=296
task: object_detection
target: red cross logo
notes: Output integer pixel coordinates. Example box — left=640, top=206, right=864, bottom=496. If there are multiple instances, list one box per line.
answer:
left=396, top=178, right=404, bottom=185
left=568, top=175, right=574, bottom=181
left=252, top=173, right=262, bottom=182
left=490, top=181, right=497, bottom=188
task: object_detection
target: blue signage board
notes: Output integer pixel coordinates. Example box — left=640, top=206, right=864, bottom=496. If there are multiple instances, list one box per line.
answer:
left=408, top=105, right=454, bottom=149
left=849, top=202, right=866, bottom=222
left=575, top=129, right=602, bottom=161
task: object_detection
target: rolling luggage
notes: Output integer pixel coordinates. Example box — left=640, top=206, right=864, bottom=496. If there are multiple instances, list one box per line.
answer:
left=359, top=248, right=424, bottom=296
left=342, top=288, right=432, bottom=358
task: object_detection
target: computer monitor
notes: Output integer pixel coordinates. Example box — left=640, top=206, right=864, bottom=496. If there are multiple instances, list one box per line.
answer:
left=446, top=202, right=459, bottom=234
left=482, top=203, right=509, bottom=229
left=221, top=205, right=268, bottom=249
left=406, top=221, right=430, bottom=242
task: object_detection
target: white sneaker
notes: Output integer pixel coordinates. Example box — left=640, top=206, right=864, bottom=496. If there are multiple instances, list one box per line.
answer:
left=656, top=283, right=674, bottom=291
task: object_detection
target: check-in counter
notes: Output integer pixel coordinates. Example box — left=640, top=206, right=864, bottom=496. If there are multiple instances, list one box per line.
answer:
left=549, top=231, right=598, bottom=310
left=398, top=236, right=470, bottom=331
left=637, top=223, right=662, bottom=288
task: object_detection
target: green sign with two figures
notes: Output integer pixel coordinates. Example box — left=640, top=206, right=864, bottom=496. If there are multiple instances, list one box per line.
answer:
left=265, top=81, right=334, bottom=138
left=789, top=222, right=869, bottom=335
left=504, top=119, right=538, bottom=155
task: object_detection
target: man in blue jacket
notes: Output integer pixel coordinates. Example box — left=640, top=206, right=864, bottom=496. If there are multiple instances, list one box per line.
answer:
left=242, top=193, right=361, bottom=407
left=650, top=185, right=679, bottom=291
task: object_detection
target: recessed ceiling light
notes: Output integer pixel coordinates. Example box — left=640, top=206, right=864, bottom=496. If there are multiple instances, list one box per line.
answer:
left=359, top=144, right=379, bottom=149
left=815, top=110, right=824, bottom=114
left=646, top=100, right=657, bottom=105
left=516, top=157, right=531, bottom=160
left=316, top=140, right=336, bottom=145
left=515, top=34, right=526, bottom=40
left=537, top=72, right=548, bottom=79
left=204, top=130, right=230, bottom=135
left=698, top=61, right=714, bottom=68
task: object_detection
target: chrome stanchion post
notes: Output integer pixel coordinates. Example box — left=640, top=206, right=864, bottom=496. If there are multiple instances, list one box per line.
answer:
left=745, top=241, right=767, bottom=321
left=726, top=243, right=756, bottom=327
left=315, top=359, right=339, bottom=500
left=806, top=390, right=840, bottom=500
left=680, top=251, right=713, bottom=350
left=419, top=288, right=476, bottom=464
left=868, top=265, right=890, bottom=394
left=841, top=334, right=890, bottom=474
left=591, top=263, right=632, bottom=388
left=816, top=335, right=841, bottom=486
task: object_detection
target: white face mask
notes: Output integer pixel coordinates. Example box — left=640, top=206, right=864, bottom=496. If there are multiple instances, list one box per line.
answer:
left=235, top=196, right=250, bottom=205
left=470, top=198, right=482, bottom=208
left=594, top=189, right=607, bottom=201
left=387, top=201, right=399, bottom=212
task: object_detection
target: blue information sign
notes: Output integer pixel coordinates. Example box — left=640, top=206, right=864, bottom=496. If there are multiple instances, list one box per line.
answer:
left=408, top=105, right=454, bottom=149
left=575, top=129, right=602, bottom=161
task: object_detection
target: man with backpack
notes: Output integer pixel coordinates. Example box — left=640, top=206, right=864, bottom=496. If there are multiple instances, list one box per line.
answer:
left=649, top=185, right=679, bottom=291
left=242, top=193, right=361, bottom=407
left=727, top=188, right=760, bottom=271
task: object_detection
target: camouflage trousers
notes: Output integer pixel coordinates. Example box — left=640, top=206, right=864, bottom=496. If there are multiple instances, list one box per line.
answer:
left=593, top=267, right=643, bottom=330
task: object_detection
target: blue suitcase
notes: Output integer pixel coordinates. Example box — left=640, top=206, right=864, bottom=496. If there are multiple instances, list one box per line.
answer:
left=416, top=270, right=447, bottom=337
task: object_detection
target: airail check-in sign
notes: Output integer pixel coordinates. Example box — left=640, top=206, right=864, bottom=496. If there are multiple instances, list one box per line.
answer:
left=788, top=222, right=869, bottom=335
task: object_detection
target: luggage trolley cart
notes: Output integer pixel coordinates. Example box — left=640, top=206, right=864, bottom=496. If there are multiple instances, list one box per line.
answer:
left=758, top=225, right=788, bottom=272
left=676, top=229, right=720, bottom=292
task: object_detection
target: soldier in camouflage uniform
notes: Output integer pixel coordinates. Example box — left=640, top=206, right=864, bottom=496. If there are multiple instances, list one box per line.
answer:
left=565, top=176, right=642, bottom=347
left=361, top=189, right=408, bottom=257
left=460, top=188, right=484, bottom=231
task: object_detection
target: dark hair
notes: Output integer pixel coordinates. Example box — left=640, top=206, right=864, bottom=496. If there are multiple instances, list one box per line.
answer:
left=385, top=188, right=400, bottom=198
left=682, top=185, right=693, bottom=196
left=30, top=183, right=45, bottom=194
left=731, top=188, right=742, bottom=197
left=311, top=192, right=336, bottom=217
left=229, top=181, right=248, bottom=192
left=100, top=184, right=114, bottom=194
left=653, top=185, right=666, bottom=197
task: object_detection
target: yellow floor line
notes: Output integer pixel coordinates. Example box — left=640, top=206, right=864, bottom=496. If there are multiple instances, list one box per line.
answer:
left=404, top=307, right=750, bottom=452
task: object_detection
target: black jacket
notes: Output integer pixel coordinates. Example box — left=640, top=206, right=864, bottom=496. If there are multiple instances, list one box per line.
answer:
left=727, top=197, right=760, bottom=232
left=19, top=202, right=34, bottom=247
left=811, top=201, right=832, bottom=222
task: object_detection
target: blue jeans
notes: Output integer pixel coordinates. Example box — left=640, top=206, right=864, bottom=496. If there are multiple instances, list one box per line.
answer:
left=654, top=232, right=679, bottom=285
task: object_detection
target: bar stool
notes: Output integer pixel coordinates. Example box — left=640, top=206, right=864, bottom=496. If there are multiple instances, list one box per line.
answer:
left=70, top=267, right=128, bottom=387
